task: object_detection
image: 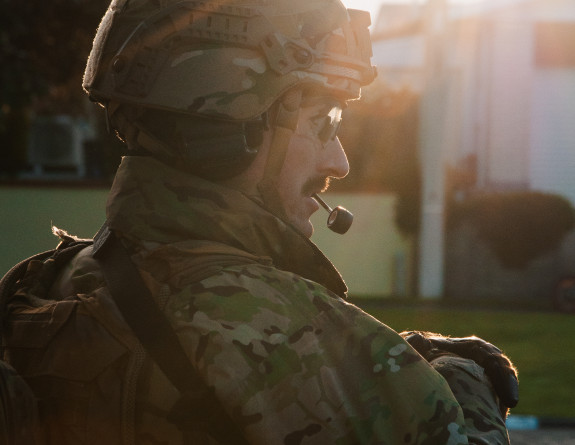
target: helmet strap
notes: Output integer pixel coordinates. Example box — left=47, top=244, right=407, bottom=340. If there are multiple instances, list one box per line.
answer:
left=257, top=89, right=302, bottom=222
left=106, top=101, right=167, bottom=155
left=108, top=102, right=266, bottom=180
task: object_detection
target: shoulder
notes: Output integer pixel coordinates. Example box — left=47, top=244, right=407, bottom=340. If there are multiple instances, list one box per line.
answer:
left=164, top=262, right=466, bottom=444
left=188, top=261, right=346, bottom=317
left=164, top=261, right=333, bottom=324
left=168, top=261, right=397, bottom=349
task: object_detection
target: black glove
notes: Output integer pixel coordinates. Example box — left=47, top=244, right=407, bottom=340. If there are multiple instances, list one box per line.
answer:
left=401, top=331, right=519, bottom=410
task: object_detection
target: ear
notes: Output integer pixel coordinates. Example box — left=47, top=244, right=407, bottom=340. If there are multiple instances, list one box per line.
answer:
left=216, top=127, right=273, bottom=195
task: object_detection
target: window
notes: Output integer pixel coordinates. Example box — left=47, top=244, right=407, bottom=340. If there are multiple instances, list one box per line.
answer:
left=535, top=22, right=575, bottom=68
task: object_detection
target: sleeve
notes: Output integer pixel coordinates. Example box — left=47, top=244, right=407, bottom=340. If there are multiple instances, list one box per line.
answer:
left=166, top=264, right=473, bottom=444
left=430, top=354, right=511, bottom=445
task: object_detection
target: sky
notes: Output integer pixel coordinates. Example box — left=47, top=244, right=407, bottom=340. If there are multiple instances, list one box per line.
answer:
left=344, top=0, right=483, bottom=24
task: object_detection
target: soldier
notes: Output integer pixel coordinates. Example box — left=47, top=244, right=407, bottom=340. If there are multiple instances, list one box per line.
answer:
left=3, top=0, right=517, bottom=444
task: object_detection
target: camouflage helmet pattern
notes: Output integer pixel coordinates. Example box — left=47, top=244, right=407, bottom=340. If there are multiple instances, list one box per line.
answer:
left=83, top=0, right=376, bottom=122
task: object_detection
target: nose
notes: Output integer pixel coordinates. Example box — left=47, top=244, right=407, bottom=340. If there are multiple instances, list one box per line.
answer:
left=321, top=137, right=349, bottom=179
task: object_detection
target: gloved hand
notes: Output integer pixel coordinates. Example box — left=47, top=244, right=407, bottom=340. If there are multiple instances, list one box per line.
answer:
left=401, top=331, right=519, bottom=410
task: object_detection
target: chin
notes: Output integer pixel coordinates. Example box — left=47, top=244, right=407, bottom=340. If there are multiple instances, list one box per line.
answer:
left=288, top=215, right=313, bottom=238
left=299, top=220, right=314, bottom=238
left=285, top=200, right=316, bottom=237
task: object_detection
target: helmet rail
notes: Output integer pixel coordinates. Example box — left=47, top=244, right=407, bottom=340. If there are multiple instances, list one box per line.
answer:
left=84, top=0, right=376, bottom=122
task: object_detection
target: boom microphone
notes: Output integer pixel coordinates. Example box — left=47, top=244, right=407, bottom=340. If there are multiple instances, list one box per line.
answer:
left=313, top=194, right=353, bottom=234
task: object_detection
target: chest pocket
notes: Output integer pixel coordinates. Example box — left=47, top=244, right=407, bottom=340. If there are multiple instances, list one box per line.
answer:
left=4, top=298, right=129, bottom=445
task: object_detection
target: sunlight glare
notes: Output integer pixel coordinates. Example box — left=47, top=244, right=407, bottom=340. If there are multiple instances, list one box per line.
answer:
left=343, top=0, right=484, bottom=25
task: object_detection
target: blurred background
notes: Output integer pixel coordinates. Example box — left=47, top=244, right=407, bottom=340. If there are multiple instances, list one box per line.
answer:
left=1, top=0, right=574, bottom=435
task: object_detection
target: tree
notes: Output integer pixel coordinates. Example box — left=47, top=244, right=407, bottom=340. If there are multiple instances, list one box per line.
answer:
left=0, top=0, right=109, bottom=107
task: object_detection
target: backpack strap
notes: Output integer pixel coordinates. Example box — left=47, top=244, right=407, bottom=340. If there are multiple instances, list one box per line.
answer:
left=92, top=224, right=247, bottom=444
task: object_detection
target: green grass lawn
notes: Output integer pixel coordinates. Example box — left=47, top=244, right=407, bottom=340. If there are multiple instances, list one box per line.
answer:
left=355, top=302, right=575, bottom=419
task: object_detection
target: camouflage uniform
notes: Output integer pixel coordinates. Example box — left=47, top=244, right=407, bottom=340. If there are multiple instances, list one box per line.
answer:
left=125, top=155, right=511, bottom=444
left=89, top=155, right=517, bottom=442
left=3, top=158, right=509, bottom=445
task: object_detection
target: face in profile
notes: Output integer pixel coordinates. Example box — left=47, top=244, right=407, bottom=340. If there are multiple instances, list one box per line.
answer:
left=276, top=98, right=349, bottom=237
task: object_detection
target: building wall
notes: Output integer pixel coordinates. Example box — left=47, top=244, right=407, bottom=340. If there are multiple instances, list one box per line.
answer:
left=482, top=11, right=533, bottom=188
left=530, top=68, right=575, bottom=203
left=371, top=36, right=424, bottom=90
left=372, top=0, right=575, bottom=200
left=529, top=0, right=575, bottom=203
left=371, top=0, right=575, bottom=303
left=456, top=0, right=575, bottom=195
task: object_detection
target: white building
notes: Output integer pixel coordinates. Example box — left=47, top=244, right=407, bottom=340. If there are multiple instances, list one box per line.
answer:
left=372, top=0, right=575, bottom=201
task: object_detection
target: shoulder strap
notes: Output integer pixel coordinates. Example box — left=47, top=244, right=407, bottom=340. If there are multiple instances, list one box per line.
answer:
left=92, top=224, right=247, bottom=444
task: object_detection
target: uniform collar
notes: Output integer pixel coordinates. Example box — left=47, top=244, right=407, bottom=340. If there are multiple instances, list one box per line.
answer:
left=106, top=156, right=348, bottom=298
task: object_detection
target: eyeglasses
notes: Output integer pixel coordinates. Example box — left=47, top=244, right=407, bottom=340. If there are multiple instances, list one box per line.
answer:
left=316, top=105, right=343, bottom=143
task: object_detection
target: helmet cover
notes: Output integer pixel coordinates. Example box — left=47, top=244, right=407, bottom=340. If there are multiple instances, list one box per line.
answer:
left=83, top=0, right=376, bottom=122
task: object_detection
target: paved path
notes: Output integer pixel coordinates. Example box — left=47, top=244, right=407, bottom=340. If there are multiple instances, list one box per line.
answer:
left=510, top=429, right=575, bottom=444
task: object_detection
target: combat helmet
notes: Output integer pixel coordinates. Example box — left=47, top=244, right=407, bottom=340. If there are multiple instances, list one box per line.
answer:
left=83, top=0, right=376, bottom=214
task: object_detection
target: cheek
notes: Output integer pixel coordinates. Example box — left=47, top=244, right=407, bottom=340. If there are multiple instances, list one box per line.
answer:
left=287, top=131, right=322, bottom=167
left=275, top=135, right=316, bottom=209
left=279, top=135, right=318, bottom=185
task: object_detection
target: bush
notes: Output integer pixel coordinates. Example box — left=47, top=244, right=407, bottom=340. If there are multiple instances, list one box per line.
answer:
left=448, top=191, right=575, bottom=268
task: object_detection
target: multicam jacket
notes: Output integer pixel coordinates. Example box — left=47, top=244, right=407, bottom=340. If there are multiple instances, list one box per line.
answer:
left=4, top=156, right=509, bottom=444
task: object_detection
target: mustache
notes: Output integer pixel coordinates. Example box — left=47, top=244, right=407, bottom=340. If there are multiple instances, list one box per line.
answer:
left=303, top=177, right=331, bottom=196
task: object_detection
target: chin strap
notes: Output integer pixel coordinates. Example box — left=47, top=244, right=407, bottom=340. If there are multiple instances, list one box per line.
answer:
left=107, top=101, right=188, bottom=159
left=256, top=89, right=302, bottom=222
left=106, top=101, right=164, bottom=153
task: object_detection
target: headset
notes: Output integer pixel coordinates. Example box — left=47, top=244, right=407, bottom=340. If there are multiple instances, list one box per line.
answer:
left=313, top=194, right=353, bottom=234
